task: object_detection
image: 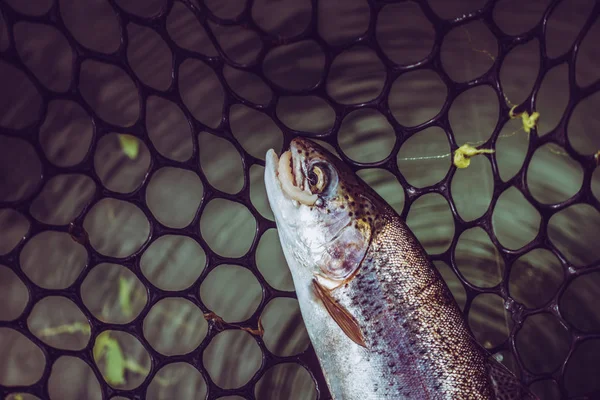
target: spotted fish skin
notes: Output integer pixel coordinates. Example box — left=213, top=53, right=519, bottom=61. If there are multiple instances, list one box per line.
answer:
left=264, top=138, right=535, bottom=400
left=328, top=213, right=494, bottom=398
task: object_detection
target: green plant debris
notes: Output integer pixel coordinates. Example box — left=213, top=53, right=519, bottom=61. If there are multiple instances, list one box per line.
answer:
left=118, top=134, right=140, bottom=160
left=118, top=276, right=134, bottom=318
left=38, top=321, right=91, bottom=337
left=101, top=303, right=111, bottom=320
left=123, top=358, right=173, bottom=386
left=92, top=331, right=172, bottom=387
left=509, top=106, right=540, bottom=134
left=453, top=144, right=495, bottom=169
left=8, top=394, right=25, bottom=400
left=123, top=358, right=149, bottom=376
left=93, top=331, right=126, bottom=386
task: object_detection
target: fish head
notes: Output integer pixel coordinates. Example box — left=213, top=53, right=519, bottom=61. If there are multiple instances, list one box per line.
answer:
left=265, top=137, right=379, bottom=287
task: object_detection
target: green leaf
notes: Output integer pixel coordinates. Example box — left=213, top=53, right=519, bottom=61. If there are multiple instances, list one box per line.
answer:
left=118, top=134, right=140, bottom=160
left=118, top=276, right=133, bottom=317
left=104, top=340, right=126, bottom=385
left=123, top=358, right=149, bottom=375
left=93, top=331, right=109, bottom=362
left=94, top=331, right=126, bottom=386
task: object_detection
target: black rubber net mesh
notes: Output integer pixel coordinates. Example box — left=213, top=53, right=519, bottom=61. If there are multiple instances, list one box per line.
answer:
left=1, top=0, right=600, bottom=399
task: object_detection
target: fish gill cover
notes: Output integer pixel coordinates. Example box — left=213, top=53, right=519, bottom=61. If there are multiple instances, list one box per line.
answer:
left=0, top=0, right=599, bottom=399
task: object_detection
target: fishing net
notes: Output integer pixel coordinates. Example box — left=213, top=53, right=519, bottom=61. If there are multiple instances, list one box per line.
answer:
left=1, top=0, right=599, bottom=399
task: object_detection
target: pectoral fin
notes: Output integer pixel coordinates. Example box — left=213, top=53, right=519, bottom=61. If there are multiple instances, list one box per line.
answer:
left=312, top=278, right=366, bottom=348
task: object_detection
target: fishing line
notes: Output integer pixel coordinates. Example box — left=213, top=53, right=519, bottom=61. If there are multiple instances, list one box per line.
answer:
left=462, top=26, right=496, bottom=63
left=396, top=116, right=534, bottom=170
left=397, top=29, right=550, bottom=169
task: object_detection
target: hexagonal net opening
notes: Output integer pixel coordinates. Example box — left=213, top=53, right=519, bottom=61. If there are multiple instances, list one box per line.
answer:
left=0, top=0, right=600, bottom=399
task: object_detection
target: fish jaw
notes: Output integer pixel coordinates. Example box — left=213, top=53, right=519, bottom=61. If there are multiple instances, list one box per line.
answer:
left=264, top=149, right=285, bottom=219
left=264, top=148, right=318, bottom=288
left=264, top=149, right=316, bottom=267
left=264, top=148, right=312, bottom=231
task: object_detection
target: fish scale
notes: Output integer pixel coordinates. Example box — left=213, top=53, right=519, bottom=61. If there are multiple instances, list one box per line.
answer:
left=332, top=212, right=494, bottom=399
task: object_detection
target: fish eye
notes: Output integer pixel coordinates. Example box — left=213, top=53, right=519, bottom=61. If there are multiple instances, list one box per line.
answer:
left=308, top=171, right=318, bottom=186
left=308, top=164, right=328, bottom=193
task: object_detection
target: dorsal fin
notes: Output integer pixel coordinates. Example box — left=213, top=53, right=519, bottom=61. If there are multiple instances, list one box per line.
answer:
left=312, top=278, right=367, bottom=348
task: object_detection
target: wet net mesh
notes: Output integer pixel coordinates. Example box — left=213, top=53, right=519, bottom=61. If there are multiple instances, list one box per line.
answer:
left=0, top=0, right=599, bottom=399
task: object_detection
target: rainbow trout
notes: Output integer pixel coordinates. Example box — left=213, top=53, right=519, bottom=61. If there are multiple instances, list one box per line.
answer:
left=264, top=138, right=536, bottom=400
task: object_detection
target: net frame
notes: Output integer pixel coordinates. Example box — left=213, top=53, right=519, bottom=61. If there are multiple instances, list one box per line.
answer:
left=0, top=0, right=599, bottom=399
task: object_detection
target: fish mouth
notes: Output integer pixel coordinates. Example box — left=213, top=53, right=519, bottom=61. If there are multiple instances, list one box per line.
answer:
left=265, top=141, right=317, bottom=206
